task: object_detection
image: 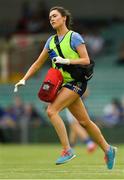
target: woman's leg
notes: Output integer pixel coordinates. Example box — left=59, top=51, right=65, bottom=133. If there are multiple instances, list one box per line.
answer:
left=46, top=87, right=79, bottom=150
left=68, top=98, right=110, bottom=152
left=68, top=125, right=78, bottom=146
left=68, top=116, right=97, bottom=152
left=66, top=109, right=89, bottom=142
left=70, top=119, right=92, bottom=140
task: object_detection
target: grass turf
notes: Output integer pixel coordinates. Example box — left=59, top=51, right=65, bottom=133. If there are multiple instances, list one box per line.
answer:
left=0, top=144, right=123, bottom=179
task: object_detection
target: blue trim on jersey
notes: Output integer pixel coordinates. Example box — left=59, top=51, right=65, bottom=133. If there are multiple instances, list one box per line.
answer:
left=71, top=32, right=85, bottom=51
left=44, top=36, right=53, bottom=49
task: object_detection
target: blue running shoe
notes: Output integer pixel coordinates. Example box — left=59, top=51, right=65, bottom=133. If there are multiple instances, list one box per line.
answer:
left=56, top=149, right=76, bottom=165
left=104, top=146, right=117, bottom=169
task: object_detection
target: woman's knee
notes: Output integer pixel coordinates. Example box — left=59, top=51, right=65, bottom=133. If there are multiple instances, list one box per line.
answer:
left=46, top=105, right=58, bottom=118
left=78, top=118, right=91, bottom=128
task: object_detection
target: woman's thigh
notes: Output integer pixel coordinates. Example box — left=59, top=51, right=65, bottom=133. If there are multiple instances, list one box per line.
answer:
left=68, top=98, right=91, bottom=124
left=48, top=87, right=80, bottom=112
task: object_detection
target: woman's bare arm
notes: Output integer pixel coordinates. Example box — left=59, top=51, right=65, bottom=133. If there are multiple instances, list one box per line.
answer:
left=70, top=44, right=90, bottom=65
left=23, top=48, right=48, bottom=81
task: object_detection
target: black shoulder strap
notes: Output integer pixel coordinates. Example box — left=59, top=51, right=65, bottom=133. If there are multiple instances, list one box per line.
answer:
left=54, top=35, right=65, bottom=58
left=54, top=34, right=94, bottom=67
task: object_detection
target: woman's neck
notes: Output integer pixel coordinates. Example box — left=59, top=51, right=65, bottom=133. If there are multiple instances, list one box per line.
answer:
left=56, top=26, right=69, bottom=36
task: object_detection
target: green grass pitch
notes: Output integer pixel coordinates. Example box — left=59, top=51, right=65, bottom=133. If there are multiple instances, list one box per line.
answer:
left=0, top=144, right=123, bottom=179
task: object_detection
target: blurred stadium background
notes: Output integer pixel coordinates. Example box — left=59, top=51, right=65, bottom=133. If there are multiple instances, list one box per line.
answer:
left=0, top=0, right=124, bottom=178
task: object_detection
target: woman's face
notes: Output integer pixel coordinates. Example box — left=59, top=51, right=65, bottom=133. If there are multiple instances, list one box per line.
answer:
left=49, top=9, right=66, bottom=29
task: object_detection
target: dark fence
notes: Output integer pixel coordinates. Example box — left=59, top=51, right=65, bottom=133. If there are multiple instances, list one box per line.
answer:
left=0, top=123, right=124, bottom=144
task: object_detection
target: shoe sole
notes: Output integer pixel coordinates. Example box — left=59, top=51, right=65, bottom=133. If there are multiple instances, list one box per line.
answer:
left=56, top=154, right=76, bottom=165
left=107, top=146, right=117, bottom=169
left=112, top=147, right=117, bottom=169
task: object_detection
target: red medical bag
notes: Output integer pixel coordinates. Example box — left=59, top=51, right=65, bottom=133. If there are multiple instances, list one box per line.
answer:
left=38, top=68, right=63, bottom=102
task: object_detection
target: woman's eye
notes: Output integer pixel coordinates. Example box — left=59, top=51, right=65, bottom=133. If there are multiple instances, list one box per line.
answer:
left=53, top=14, right=57, bottom=18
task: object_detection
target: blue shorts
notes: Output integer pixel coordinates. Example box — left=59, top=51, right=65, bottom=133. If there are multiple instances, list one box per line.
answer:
left=63, top=81, right=87, bottom=97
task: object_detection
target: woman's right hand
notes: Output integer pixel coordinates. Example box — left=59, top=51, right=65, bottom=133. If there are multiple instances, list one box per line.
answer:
left=14, top=79, right=26, bottom=92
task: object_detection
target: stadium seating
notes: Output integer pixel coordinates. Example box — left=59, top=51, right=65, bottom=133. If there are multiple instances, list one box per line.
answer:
left=85, top=54, right=124, bottom=117
left=0, top=23, right=124, bottom=119
left=0, top=55, right=123, bottom=119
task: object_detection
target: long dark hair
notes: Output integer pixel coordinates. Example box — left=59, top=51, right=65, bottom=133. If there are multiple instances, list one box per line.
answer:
left=50, top=6, right=72, bottom=29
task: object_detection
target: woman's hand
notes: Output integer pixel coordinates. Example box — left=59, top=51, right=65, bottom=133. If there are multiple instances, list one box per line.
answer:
left=52, top=56, right=70, bottom=65
left=14, top=79, right=26, bottom=92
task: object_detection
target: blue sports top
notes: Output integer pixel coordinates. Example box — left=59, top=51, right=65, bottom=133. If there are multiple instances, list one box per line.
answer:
left=44, top=31, right=85, bottom=51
